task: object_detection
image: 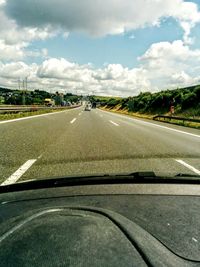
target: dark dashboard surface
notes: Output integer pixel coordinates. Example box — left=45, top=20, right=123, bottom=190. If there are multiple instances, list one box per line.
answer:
left=0, top=183, right=200, bottom=266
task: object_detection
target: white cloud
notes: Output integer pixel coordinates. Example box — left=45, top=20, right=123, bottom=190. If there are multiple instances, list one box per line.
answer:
left=0, top=40, right=27, bottom=61
left=1, top=39, right=200, bottom=96
left=0, top=9, right=56, bottom=45
left=171, top=71, right=193, bottom=84
left=0, top=2, right=57, bottom=61
left=93, top=64, right=126, bottom=80
left=0, top=58, right=149, bottom=96
left=0, top=61, right=37, bottom=79
left=139, top=40, right=200, bottom=88
left=0, top=61, right=39, bottom=90
left=0, top=38, right=49, bottom=61
left=4, top=0, right=200, bottom=40
left=180, top=22, right=194, bottom=44
left=37, top=58, right=76, bottom=79
left=139, top=39, right=200, bottom=79
left=0, top=0, right=199, bottom=63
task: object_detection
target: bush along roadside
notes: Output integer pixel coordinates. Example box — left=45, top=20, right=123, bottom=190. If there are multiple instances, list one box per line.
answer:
left=96, top=84, right=200, bottom=129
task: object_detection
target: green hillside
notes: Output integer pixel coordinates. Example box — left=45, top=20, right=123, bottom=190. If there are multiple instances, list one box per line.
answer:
left=93, top=85, right=200, bottom=118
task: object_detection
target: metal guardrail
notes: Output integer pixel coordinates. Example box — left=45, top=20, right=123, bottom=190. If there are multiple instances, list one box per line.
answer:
left=153, top=115, right=200, bottom=124
left=0, top=107, right=45, bottom=114
left=0, top=105, right=81, bottom=114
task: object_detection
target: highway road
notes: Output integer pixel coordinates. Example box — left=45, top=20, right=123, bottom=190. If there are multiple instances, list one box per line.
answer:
left=0, top=106, right=200, bottom=185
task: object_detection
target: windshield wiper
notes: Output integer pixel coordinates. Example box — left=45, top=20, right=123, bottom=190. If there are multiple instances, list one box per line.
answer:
left=0, top=172, right=200, bottom=193
left=175, top=173, right=200, bottom=177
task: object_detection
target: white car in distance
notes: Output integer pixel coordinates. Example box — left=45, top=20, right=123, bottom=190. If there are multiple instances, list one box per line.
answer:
left=85, top=103, right=92, bottom=111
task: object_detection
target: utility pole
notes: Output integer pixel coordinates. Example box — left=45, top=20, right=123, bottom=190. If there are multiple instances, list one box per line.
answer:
left=25, top=77, right=28, bottom=91
left=18, top=78, right=21, bottom=90
left=22, top=79, right=25, bottom=105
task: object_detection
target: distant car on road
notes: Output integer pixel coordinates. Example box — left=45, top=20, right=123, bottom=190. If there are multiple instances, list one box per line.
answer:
left=85, top=104, right=91, bottom=111
left=44, top=98, right=55, bottom=107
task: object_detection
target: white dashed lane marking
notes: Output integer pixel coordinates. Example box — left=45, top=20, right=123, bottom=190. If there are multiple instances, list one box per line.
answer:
left=70, top=118, right=77, bottom=124
left=109, top=120, right=119, bottom=126
left=99, top=109, right=200, bottom=138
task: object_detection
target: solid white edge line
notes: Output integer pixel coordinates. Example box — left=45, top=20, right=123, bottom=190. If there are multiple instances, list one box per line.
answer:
left=175, top=159, right=200, bottom=175
left=70, top=118, right=77, bottom=124
left=99, top=109, right=200, bottom=138
left=0, top=106, right=82, bottom=125
left=109, top=120, right=119, bottom=126
left=0, top=110, right=67, bottom=124
left=1, top=159, right=37, bottom=186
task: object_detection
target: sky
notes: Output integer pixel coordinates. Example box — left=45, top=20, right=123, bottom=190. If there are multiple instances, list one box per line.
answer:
left=0, top=0, right=200, bottom=96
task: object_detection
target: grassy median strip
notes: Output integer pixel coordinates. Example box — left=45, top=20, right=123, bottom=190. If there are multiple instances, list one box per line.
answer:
left=0, top=108, right=67, bottom=120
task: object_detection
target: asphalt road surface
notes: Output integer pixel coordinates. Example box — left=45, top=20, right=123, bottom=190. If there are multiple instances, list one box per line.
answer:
left=0, top=106, right=200, bottom=185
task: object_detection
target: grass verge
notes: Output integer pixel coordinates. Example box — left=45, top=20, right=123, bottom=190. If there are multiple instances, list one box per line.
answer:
left=0, top=108, right=68, bottom=121
left=100, top=106, right=154, bottom=119
left=153, top=117, right=200, bottom=129
left=101, top=107, right=200, bottom=129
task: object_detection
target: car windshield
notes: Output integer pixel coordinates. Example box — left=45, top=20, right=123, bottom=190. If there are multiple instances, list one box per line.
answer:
left=0, top=0, right=200, bottom=186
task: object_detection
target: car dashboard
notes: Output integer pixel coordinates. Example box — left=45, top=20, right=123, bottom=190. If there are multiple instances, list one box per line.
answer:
left=1, top=180, right=200, bottom=267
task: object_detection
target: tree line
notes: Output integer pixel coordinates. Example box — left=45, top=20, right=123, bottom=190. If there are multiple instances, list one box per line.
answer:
left=95, top=85, right=200, bottom=116
left=0, top=88, right=80, bottom=105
